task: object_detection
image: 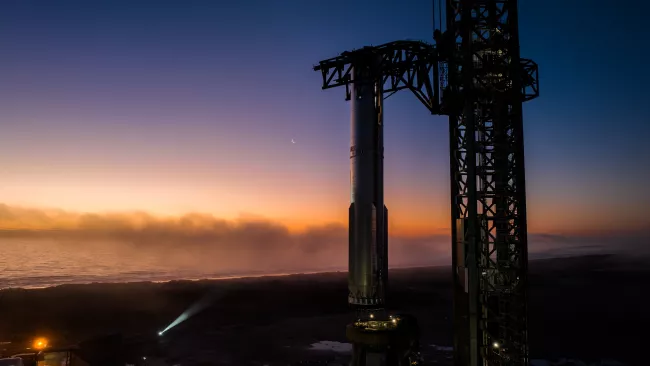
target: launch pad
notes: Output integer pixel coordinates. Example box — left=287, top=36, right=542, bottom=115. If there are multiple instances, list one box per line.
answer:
left=346, top=314, right=421, bottom=366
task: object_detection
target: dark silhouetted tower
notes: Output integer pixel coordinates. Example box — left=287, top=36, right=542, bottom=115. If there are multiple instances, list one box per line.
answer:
left=440, top=1, right=538, bottom=365
left=314, top=0, right=538, bottom=362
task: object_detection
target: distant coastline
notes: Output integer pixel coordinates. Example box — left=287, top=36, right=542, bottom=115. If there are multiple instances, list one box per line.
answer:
left=3, top=251, right=642, bottom=290
left=0, top=263, right=445, bottom=291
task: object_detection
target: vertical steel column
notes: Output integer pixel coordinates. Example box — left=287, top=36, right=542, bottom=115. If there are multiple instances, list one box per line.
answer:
left=348, top=53, right=388, bottom=312
left=447, top=1, right=530, bottom=365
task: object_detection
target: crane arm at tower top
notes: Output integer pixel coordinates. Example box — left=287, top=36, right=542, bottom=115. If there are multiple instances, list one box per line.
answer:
left=314, top=39, right=539, bottom=116
left=313, top=40, right=442, bottom=115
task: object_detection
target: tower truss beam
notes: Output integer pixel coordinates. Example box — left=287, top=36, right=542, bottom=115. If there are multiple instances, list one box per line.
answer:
left=444, top=1, right=537, bottom=365
left=313, top=2, right=538, bottom=364
left=314, top=40, right=441, bottom=114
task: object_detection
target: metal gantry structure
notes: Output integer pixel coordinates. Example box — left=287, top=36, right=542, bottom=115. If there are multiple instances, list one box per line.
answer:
left=315, top=41, right=440, bottom=112
left=443, top=2, right=538, bottom=365
left=314, top=1, right=538, bottom=365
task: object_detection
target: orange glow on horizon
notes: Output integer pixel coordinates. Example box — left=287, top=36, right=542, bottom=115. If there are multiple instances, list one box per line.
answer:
left=0, top=201, right=645, bottom=239
left=2, top=156, right=647, bottom=238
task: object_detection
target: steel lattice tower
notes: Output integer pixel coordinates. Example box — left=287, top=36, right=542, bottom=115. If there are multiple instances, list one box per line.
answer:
left=442, top=1, right=538, bottom=365
left=314, top=0, right=538, bottom=365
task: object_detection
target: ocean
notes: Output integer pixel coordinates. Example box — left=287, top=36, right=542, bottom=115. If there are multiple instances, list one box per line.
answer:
left=0, top=235, right=622, bottom=290
left=0, top=238, right=348, bottom=289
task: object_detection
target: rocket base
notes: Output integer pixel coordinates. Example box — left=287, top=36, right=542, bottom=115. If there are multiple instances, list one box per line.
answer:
left=346, top=313, right=422, bottom=366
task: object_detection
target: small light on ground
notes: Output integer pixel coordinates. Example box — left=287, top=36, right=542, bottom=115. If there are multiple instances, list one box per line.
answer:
left=33, top=338, right=48, bottom=350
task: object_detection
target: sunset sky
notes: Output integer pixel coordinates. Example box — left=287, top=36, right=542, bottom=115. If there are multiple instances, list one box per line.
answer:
left=0, top=0, right=648, bottom=244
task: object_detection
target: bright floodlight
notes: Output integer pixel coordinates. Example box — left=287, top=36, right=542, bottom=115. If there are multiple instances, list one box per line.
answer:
left=33, top=338, right=48, bottom=350
left=369, top=313, right=374, bottom=319
left=159, top=288, right=225, bottom=337
left=493, top=342, right=500, bottom=349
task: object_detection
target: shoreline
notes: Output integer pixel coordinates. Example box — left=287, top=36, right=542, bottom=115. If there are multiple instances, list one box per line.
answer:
left=0, top=253, right=645, bottom=365
left=0, top=263, right=450, bottom=291
left=2, top=252, right=631, bottom=291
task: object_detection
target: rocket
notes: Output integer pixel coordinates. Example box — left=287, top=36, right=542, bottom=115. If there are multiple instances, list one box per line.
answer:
left=348, top=57, right=388, bottom=310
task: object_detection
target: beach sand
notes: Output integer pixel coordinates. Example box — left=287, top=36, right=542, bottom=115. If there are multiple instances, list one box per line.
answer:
left=0, top=254, right=646, bottom=365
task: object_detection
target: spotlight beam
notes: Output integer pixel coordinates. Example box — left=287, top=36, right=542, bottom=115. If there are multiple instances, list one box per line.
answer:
left=158, top=288, right=224, bottom=336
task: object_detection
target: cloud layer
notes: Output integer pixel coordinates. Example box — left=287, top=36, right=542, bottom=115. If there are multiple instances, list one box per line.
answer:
left=1, top=203, right=647, bottom=278
left=0, top=204, right=450, bottom=273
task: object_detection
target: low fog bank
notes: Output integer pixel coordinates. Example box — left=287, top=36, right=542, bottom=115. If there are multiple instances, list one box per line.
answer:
left=0, top=204, right=450, bottom=272
left=1, top=203, right=648, bottom=278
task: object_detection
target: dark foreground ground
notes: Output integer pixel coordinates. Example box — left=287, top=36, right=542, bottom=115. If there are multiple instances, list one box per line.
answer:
left=0, top=254, right=647, bottom=365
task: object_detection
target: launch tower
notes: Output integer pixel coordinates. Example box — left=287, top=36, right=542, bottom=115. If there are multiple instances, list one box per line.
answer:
left=441, top=1, right=538, bottom=365
left=314, top=1, right=538, bottom=365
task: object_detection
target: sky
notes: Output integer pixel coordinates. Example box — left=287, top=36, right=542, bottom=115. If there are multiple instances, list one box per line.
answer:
left=0, top=0, right=648, bottom=267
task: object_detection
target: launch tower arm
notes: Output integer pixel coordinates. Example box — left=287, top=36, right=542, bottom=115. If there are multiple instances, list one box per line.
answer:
left=314, top=40, right=441, bottom=114
left=520, top=58, right=539, bottom=101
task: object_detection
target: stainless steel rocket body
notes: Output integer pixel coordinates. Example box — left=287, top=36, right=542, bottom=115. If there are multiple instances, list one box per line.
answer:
left=348, top=58, right=388, bottom=309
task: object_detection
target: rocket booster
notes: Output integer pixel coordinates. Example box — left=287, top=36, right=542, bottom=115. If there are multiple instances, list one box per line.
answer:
left=348, top=58, right=388, bottom=309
